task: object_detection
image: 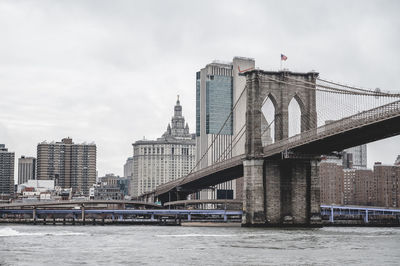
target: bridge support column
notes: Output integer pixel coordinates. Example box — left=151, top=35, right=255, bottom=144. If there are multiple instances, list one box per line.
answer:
left=32, top=207, right=37, bottom=222
left=264, top=160, right=281, bottom=224
left=263, top=158, right=321, bottom=226
left=364, top=209, right=369, bottom=223
left=241, top=157, right=321, bottom=227
left=242, top=159, right=265, bottom=226
left=310, top=160, right=322, bottom=225
left=81, top=205, right=85, bottom=222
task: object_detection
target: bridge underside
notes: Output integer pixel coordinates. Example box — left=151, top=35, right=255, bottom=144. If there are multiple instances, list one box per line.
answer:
left=290, top=116, right=400, bottom=155
left=156, top=164, right=243, bottom=203
left=154, top=115, right=400, bottom=205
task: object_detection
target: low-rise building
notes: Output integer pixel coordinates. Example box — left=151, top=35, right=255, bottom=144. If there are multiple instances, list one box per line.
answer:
left=17, top=179, right=56, bottom=202
left=91, top=174, right=130, bottom=200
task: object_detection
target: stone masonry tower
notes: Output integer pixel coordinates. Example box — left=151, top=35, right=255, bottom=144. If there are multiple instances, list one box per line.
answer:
left=242, top=70, right=321, bottom=226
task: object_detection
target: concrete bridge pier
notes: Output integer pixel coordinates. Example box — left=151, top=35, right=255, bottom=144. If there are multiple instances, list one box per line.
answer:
left=265, top=158, right=321, bottom=226
left=242, top=159, right=265, bottom=225
left=81, top=204, right=85, bottom=223
left=32, top=207, right=37, bottom=222
left=242, top=157, right=321, bottom=227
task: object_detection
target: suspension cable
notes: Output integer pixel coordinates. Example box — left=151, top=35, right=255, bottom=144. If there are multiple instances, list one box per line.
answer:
left=175, top=81, right=249, bottom=189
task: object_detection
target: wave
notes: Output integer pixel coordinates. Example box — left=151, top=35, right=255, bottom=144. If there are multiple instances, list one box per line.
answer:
left=156, top=233, right=282, bottom=238
left=0, top=227, right=87, bottom=237
left=156, top=234, right=237, bottom=237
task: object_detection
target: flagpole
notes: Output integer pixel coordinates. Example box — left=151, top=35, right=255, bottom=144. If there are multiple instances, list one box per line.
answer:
left=280, top=59, right=282, bottom=71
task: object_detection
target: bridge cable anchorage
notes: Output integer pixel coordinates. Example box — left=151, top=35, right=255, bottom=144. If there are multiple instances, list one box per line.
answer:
left=171, top=82, right=250, bottom=193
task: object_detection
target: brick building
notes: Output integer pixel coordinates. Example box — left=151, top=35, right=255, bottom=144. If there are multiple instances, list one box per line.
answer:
left=37, top=137, right=96, bottom=196
left=374, top=163, right=400, bottom=208
left=320, top=157, right=400, bottom=208
left=319, top=161, right=343, bottom=205
left=354, top=169, right=375, bottom=206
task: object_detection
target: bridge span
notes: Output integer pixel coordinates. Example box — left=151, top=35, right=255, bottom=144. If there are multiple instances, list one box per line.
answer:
left=139, top=70, right=400, bottom=227
left=142, top=99, right=400, bottom=204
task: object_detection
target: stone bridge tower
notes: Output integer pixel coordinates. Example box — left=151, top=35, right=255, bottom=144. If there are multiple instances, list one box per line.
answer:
left=243, top=70, right=321, bottom=226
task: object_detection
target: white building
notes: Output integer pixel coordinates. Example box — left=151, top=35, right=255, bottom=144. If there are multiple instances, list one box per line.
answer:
left=132, top=97, right=196, bottom=198
left=18, top=156, right=36, bottom=185
left=17, top=179, right=55, bottom=193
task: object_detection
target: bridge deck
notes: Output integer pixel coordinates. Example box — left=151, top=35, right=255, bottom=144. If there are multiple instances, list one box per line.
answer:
left=142, top=100, right=400, bottom=200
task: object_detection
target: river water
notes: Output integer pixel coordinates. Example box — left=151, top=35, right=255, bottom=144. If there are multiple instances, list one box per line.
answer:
left=0, top=225, right=399, bottom=265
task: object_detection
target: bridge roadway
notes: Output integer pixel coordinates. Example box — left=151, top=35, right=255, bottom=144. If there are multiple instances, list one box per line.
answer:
left=0, top=200, right=162, bottom=209
left=144, top=100, right=400, bottom=201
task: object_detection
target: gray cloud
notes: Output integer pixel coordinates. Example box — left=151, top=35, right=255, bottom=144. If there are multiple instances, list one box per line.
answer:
left=0, top=0, right=399, bottom=178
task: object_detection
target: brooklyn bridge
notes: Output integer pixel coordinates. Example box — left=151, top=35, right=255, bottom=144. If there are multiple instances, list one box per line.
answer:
left=137, top=68, right=400, bottom=226
left=1, top=69, right=399, bottom=227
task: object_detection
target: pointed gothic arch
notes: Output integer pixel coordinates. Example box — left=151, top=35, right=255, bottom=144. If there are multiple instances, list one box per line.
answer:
left=288, top=96, right=303, bottom=137
left=261, top=93, right=278, bottom=144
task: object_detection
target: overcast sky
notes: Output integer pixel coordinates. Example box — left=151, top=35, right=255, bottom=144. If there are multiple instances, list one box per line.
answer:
left=0, top=0, right=399, bottom=179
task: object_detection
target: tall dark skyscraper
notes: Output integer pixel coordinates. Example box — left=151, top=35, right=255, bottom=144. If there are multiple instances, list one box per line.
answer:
left=194, top=57, right=262, bottom=200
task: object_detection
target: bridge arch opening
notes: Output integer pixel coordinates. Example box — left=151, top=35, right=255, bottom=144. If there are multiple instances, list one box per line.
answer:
left=261, top=94, right=276, bottom=145
left=288, top=95, right=303, bottom=137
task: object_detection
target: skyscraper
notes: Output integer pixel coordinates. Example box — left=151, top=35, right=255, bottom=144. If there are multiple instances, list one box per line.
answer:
left=18, top=156, right=36, bottom=184
left=343, top=145, right=367, bottom=169
left=123, top=157, right=134, bottom=195
left=132, top=97, right=196, bottom=198
left=0, top=144, right=15, bottom=198
left=195, top=57, right=260, bottom=200
left=124, top=157, right=133, bottom=179
left=37, top=138, right=96, bottom=196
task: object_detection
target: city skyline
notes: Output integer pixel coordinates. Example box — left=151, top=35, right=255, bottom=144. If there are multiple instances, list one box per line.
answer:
left=0, top=0, right=399, bottom=178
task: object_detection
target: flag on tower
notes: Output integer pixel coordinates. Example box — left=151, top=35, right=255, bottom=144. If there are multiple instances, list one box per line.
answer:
left=281, top=54, right=288, bottom=61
